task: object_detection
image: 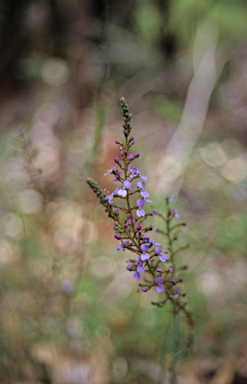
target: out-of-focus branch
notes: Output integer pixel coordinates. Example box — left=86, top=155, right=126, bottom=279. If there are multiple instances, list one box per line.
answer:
left=158, top=20, right=226, bottom=194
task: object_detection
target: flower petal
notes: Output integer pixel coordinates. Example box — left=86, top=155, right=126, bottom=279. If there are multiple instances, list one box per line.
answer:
left=133, top=271, right=141, bottom=279
left=139, top=253, right=150, bottom=262
left=104, top=166, right=117, bottom=175
left=137, top=199, right=145, bottom=207
left=123, top=180, right=131, bottom=189
left=156, top=285, right=165, bottom=293
left=141, top=190, right=149, bottom=198
left=137, top=181, right=145, bottom=189
left=118, top=189, right=127, bottom=197
left=159, top=253, right=168, bottom=262
left=136, top=208, right=145, bottom=217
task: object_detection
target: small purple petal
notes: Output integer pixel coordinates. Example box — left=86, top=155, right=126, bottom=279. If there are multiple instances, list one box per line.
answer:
left=136, top=208, right=145, bottom=217
left=118, top=189, right=127, bottom=197
left=123, top=180, right=131, bottom=189
left=133, top=271, right=141, bottom=280
left=141, top=243, right=150, bottom=252
left=106, top=195, right=113, bottom=201
left=155, top=245, right=162, bottom=254
left=173, top=294, right=180, bottom=299
left=137, top=181, right=145, bottom=189
left=137, top=199, right=145, bottom=207
left=154, top=277, right=163, bottom=284
left=151, top=240, right=160, bottom=245
left=156, top=285, right=165, bottom=293
left=159, top=253, right=168, bottom=262
left=104, top=166, right=117, bottom=176
left=140, top=174, right=147, bottom=180
left=130, top=166, right=139, bottom=173
left=139, top=253, right=150, bottom=262
left=137, top=264, right=145, bottom=272
left=141, top=190, right=149, bottom=198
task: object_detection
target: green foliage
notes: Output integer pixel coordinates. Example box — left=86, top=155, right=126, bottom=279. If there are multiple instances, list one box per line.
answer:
left=134, top=1, right=163, bottom=43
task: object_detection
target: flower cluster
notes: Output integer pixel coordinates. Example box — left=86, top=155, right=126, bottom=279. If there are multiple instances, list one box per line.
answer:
left=87, top=98, right=193, bottom=322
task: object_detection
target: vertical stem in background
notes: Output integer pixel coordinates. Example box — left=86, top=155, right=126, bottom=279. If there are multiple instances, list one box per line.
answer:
left=92, top=0, right=110, bottom=161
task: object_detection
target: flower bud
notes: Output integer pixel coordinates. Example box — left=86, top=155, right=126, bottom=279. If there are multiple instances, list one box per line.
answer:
left=128, top=154, right=134, bottom=160
left=124, top=150, right=128, bottom=155
left=134, top=153, right=139, bottom=158
left=115, top=140, right=120, bottom=144
left=115, top=234, right=121, bottom=240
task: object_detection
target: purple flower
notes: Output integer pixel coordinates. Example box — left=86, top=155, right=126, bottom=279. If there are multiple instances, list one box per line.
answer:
left=155, top=245, right=162, bottom=254
left=141, top=191, right=150, bottom=199
left=136, top=199, right=146, bottom=216
left=173, top=209, right=180, bottom=219
left=137, top=181, right=145, bottom=189
left=106, top=187, right=119, bottom=201
left=137, top=264, right=145, bottom=272
left=156, top=285, right=165, bottom=293
left=141, top=243, right=150, bottom=252
left=129, top=166, right=147, bottom=180
left=173, top=294, right=180, bottom=299
left=139, top=253, right=150, bottom=262
left=136, top=208, right=145, bottom=217
left=137, top=181, right=151, bottom=200
left=116, top=240, right=129, bottom=251
left=159, top=253, right=168, bottom=262
left=150, top=240, right=160, bottom=246
left=137, top=199, right=145, bottom=207
left=118, top=180, right=131, bottom=197
left=165, top=197, right=173, bottom=202
left=154, top=277, right=165, bottom=293
left=133, top=271, right=141, bottom=279
left=104, top=166, right=117, bottom=176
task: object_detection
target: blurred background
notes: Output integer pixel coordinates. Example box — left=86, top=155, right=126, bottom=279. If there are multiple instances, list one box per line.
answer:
left=0, top=0, right=247, bottom=383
